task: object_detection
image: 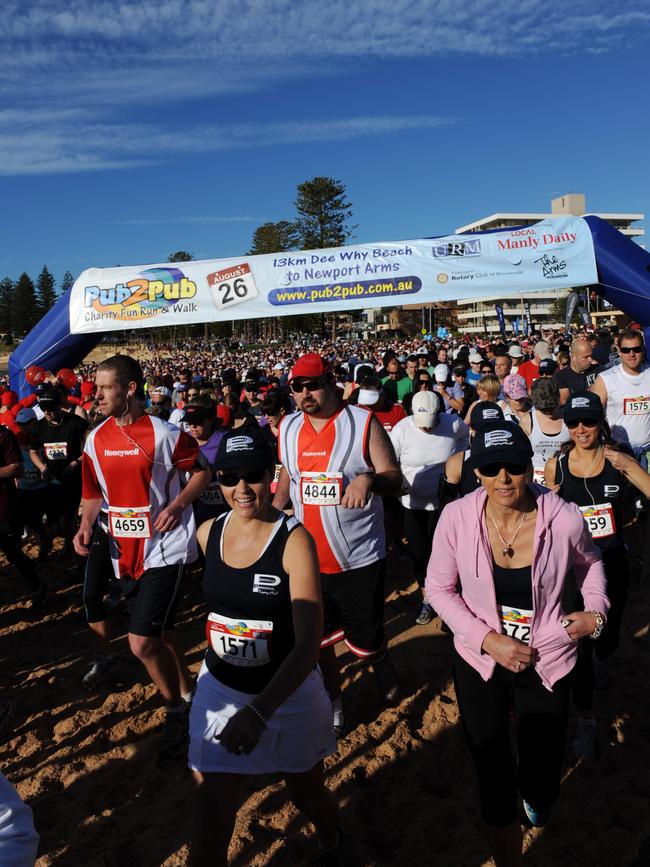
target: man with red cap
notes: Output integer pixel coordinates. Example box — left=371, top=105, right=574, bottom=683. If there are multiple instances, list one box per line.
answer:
left=273, top=353, right=402, bottom=734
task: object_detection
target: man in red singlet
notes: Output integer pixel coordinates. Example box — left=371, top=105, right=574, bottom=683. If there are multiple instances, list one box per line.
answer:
left=73, top=355, right=211, bottom=761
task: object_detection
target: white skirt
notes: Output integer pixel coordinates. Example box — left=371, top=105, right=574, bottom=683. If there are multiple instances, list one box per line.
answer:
left=188, top=662, right=336, bottom=774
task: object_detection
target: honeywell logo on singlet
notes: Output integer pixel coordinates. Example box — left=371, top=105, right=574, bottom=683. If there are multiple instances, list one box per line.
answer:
left=104, top=448, right=140, bottom=457
left=302, top=450, right=327, bottom=456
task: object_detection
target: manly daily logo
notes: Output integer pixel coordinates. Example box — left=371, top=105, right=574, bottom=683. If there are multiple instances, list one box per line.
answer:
left=432, top=239, right=481, bottom=258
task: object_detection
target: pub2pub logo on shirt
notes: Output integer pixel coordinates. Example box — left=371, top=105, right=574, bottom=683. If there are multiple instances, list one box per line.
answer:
left=253, top=573, right=281, bottom=595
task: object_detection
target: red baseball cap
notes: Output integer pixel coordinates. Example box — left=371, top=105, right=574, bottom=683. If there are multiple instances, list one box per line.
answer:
left=216, top=405, right=232, bottom=427
left=288, top=353, right=332, bottom=381
left=80, top=381, right=96, bottom=396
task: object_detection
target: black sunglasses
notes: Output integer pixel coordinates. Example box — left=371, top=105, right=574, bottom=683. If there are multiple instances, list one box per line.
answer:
left=218, top=468, right=268, bottom=487
left=291, top=377, right=324, bottom=394
left=566, top=417, right=599, bottom=429
left=620, top=346, right=643, bottom=354
left=479, top=461, right=528, bottom=477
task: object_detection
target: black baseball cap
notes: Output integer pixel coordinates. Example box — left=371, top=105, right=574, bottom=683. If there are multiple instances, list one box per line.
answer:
left=469, top=401, right=505, bottom=431
left=183, top=406, right=214, bottom=425
left=214, top=427, right=274, bottom=472
left=470, top=421, right=533, bottom=469
left=538, top=358, right=558, bottom=375
left=562, top=391, right=604, bottom=423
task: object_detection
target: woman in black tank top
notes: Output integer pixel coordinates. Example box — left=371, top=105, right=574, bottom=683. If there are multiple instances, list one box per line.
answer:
left=188, top=428, right=339, bottom=866
left=544, top=391, right=650, bottom=760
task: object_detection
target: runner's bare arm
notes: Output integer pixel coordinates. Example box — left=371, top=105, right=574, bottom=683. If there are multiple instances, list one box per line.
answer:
left=558, top=387, right=570, bottom=406
left=603, top=447, right=650, bottom=498
left=0, top=462, right=22, bottom=480
left=518, top=411, right=532, bottom=436
left=216, top=526, right=323, bottom=753
left=444, top=450, right=464, bottom=486
left=28, top=448, right=47, bottom=475
left=589, top=374, right=608, bottom=409
left=74, top=497, right=103, bottom=556
left=543, top=456, right=560, bottom=492
left=342, top=416, right=401, bottom=507
left=196, top=517, right=216, bottom=553
left=154, top=464, right=212, bottom=532
left=271, top=466, right=290, bottom=510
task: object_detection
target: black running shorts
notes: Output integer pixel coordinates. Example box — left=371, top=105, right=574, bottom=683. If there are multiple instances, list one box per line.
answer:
left=320, top=559, right=386, bottom=657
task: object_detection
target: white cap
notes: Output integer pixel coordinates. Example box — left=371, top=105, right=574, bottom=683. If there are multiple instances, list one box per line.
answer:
left=412, top=391, right=439, bottom=428
left=416, top=346, right=429, bottom=355
left=508, top=345, right=523, bottom=358
left=469, top=352, right=483, bottom=364
left=434, top=363, right=450, bottom=382
left=151, top=386, right=172, bottom=398
left=534, top=340, right=551, bottom=360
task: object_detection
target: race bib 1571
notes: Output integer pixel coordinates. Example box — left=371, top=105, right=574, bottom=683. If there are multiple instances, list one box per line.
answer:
left=206, top=613, right=272, bottom=667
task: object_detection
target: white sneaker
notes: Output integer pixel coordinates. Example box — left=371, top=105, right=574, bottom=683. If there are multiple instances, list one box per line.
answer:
left=572, top=717, right=597, bottom=759
left=82, top=655, right=116, bottom=687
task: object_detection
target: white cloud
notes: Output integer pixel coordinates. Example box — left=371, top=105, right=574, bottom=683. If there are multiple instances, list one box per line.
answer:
left=1, top=1, right=647, bottom=174
left=0, top=114, right=457, bottom=175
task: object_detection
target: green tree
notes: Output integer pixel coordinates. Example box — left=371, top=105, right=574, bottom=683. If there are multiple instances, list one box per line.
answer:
left=168, top=250, right=193, bottom=262
left=294, top=176, right=355, bottom=249
left=37, top=265, right=57, bottom=314
left=0, top=278, right=15, bottom=339
left=60, top=271, right=74, bottom=294
left=248, top=221, right=298, bottom=255
left=14, top=272, right=38, bottom=335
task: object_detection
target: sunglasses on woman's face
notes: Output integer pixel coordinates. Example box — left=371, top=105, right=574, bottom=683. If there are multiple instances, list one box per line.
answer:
left=479, top=462, right=527, bottom=477
left=218, top=469, right=268, bottom=487
left=566, top=417, right=599, bottom=429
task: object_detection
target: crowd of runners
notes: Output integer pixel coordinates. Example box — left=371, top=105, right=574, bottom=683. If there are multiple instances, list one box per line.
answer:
left=0, top=321, right=648, bottom=866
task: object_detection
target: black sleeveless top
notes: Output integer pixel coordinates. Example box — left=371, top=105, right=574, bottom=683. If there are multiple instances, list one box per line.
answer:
left=203, top=511, right=299, bottom=693
left=493, top=562, right=533, bottom=610
left=460, top=449, right=482, bottom=496
left=554, top=451, right=627, bottom=551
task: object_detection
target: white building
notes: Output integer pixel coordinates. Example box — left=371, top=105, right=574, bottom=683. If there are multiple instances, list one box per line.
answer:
left=454, top=193, right=644, bottom=334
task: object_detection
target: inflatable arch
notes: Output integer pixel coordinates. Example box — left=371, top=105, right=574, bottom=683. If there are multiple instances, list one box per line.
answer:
left=9, top=215, right=650, bottom=396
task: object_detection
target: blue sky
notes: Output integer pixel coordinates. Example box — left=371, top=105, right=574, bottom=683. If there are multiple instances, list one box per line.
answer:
left=2, top=0, right=649, bottom=287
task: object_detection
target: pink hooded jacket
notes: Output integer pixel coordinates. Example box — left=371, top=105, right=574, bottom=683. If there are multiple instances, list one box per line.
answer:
left=425, top=484, right=609, bottom=690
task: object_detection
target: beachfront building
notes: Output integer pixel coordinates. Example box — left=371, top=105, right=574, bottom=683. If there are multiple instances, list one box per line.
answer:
left=453, top=193, right=645, bottom=334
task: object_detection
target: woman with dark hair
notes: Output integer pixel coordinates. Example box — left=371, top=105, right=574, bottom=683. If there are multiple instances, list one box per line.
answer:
left=189, top=428, right=339, bottom=865
left=401, top=369, right=433, bottom=415
left=544, top=391, right=650, bottom=759
left=518, top=377, right=569, bottom=485
left=427, top=420, right=607, bottom=865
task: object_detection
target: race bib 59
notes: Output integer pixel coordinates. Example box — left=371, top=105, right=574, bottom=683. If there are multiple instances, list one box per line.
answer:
left=579, top=503, right=616, bottom=538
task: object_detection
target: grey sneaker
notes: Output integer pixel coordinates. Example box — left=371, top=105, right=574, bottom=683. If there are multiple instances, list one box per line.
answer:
left=415, top=602, right=435, bottom=626
left=572, top=717, right=597, bottom=759
left=158, top=707, right=189, bottom=762
left=82, top=655, right=116, bottom=687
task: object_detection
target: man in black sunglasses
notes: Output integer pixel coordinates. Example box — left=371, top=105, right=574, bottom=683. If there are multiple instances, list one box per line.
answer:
left=590, top=328, right=650, bottom=458
left=273, top=353, right=402, bottom=734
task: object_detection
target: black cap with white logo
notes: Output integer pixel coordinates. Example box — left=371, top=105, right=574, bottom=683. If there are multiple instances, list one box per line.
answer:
left=469, top=400, right=505, bottom=431
left=469, top=421, right=533, bottom=469
left=214, top=427, right=274, bottom=471
left=562, top=391, right=604, bottom=423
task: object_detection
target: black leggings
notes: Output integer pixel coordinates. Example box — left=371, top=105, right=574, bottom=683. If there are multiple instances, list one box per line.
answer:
left=0, top=527, right=39, bottom=591
left=402, top=508, right=439, bottom=588
left=572, top=547, right=629, bottom=712
left=453, top=649, right=571, bottom=827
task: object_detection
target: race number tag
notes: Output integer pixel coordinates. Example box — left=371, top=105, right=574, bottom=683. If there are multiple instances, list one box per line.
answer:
left=270, top=463, right=282, bottom=495
left=532, top=467, right=548, bottom=487
left=199, top=480, right=224, bottom=506
left=300, top=472, right=343, bottom=506
left=579, top=503, right=616, bottom=538
left=206, top=613, right=272, bottom=667
left=208, top=263, right=259, bottom=311
left=624, top=396, right=650, bottom=415
left=499, top=606, right=533, bottom=643
left=45, top=441, right=68, bottom=461
left=108, top=505, right=152, bottom=539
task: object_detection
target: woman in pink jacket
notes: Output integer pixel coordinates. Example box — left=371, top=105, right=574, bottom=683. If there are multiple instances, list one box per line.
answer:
left=425, top=421, right=608, bottom=867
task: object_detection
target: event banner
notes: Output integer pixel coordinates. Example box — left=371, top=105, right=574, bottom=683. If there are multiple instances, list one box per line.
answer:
left=68, top=217, right=598, bottom=334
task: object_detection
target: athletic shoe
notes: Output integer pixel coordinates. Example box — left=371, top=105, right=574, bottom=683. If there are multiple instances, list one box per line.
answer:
left=522, top=799, right=551, bottom=827
left=157, top=706, right=189, bottom=762
left=572, top=717, right=597, bottom=759
left=371, top=653, right=400, bottom=703
left=318, top=827, right=344, bottom=866
left=415, top=602, right=435, bottom=626
left=82, top=655, right=116, bottom=687
left=332, top=698, right=346, bottom=739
